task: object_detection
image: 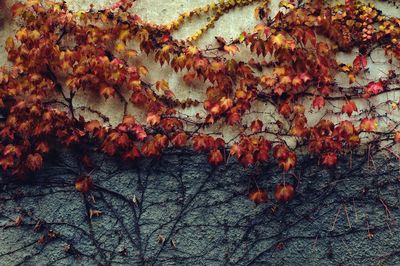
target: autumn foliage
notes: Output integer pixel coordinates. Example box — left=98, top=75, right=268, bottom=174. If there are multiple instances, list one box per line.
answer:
left=1, top=0, right=400, bottom=204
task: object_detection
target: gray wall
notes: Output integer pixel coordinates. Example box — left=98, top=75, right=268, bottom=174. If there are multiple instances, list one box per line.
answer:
left=1, top=150, right=400, bottom=265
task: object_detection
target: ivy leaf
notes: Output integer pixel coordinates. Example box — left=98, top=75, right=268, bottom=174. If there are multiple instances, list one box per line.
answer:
left=250, top=119, right=263, bottom=133
left=321, top=153, right=337, bottom=167
left=248, top=187, right=268, bottom=205
left=395, top=132, right=400, bottom=143
left=26, top=153, right=43, bottom=171
left=353, top=55, right=367, bottom=72
left=99, top=86, right=115, bottom=99
left=171, top=132, right=188, bottom=148
left=146, top=113, right=161, bottom=126
left=75, top=176, right=93, bottom=193
left=89, top=209, right=102, bottom=219
left=278, top=152, right=296, bottom=172
left=365, top=81, right=383, bottom=95
left=274, top=183, right=295, bottom=202
left=360, top=118, right=378, bottom=132
left=224, top=44, right=240, bottom=55
left=15, top=215, right=23, bottom=226
left=11, top=3, right=26, bottom=17
left=312, top=96, right=325, bottom=110
left=122, top=146, right=141, bottom=161
left=341, top=100, right=357, bottom=117
left=85, top=120, right=101, bottom=132
left=208, top=149, right=224, bottom=166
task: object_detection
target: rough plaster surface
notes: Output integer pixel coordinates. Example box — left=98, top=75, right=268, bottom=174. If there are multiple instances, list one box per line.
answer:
left=1, top=151, right=400, bottom=265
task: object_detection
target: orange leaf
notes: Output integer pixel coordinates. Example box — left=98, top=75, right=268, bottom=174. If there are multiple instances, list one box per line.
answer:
left=122, top=146, right=141, bottom=160
left=122, top=115, right=136, bottom=125
left=321, top=153, right=337, bottom=167
left=365, top=81, right=383, bottom=95
left=208, top=149, right=224, bottom=166
left=11, top=3, right=26, bottom=17
left=183, top=72, right=196, bottom=84
left=248, top=187, right=268, bottom=205
left=146, top=113, right=161, bottom=126
left=224, top=44, right=240, bottom=55
left=353, top=55, right=367, bottom=72
left=219, top=97, right=233, bottom=111
left=171, top=132, right=188, bottom=148
left=89, top=209, right=102, bottom=219
left=274, top=183, right=295, bottom=202
left=395, top=132, right=400, bottom=143
left=100, top=86, right=115, bottom=99
left=360, top=118, right=378, bottom=132
left=250, top=119, right=263, bottom=133
left=3, top=144, right=21, bottom=158
left=0, top=156, right=14, bottom=170
left=75, top=176, right=93, bottom=193
left=278, top=152, right=296, bottom=172
left=341, top=101, right=357, bottom=117
left=26, top=153, right=43, bottom=171
left=85, top=120, right=101, bottom=132
left=312, top=96, right=325, bottom=110
left=155, top=80, right=169, bottom=91
left=15, top=215, right=23, bottom=226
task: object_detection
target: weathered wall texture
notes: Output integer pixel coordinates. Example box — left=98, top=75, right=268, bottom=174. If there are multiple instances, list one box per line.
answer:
left=1, top=151, right=400, bottom=265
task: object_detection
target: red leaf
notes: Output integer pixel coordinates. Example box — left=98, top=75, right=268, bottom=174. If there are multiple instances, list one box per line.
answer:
left=248, top=187, right=268, bottom=205
left=75, top=176, right=93, bottom=193
left=353, top=55, right=367, bottom=72
left=122, top=146, right=141, bottom=160
left=321, top=153, right=337, bottom=167
left=360, top=118, right=378, bottom=132
left=304, top=29, right=317, bottom=46
left=275, top=183, right=295, bottom=202
left=100, top=86, right=115, bottom=99
left=312, top=96, right=325, bottom=110
left=208, top=149, right=224, bottom=166
left=26, top=153, right=43, bottom=172
left=0, top=156, right=14, bottom=171
left=273, top=144, right=289, bottom=160
left=250, top=120, right=263, bottom=133
left=146, top=113, right=161, bottom=126
left=278, top=152, right=296, bottom=172
left=11, top=3, right=26, bottom=17
left=85, top=120, right=101, bottom=132
left=171, top=132, right=188, bottom=148
left=278, top=102, right=292, bottom=118
left=36, top=142, right=50, bottom=154
left=365, top=81, right=384, bottom=95
left=240, top=153, right=255, bottom=167
left=341, top=100, right=357, bottom=117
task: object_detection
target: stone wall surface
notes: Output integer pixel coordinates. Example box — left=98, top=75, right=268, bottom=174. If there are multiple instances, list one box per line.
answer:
left=1, top=151, right=400, bottom=265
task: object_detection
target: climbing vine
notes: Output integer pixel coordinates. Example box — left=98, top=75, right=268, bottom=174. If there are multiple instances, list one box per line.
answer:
left=0, top=0, right=400, bottom=203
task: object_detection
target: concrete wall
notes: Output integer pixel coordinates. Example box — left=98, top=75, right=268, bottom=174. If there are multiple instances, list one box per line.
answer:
left=1, top=151, right=400, bottom=265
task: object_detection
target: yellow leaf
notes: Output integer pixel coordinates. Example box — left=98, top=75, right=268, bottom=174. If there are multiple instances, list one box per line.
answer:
left=271, top=33, right=285, bottom=47
left=5, top=37, right=14, bottom=51
left=115, top=42, right=126, bottom=52
left=119, top=29, right=130, bottom=41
